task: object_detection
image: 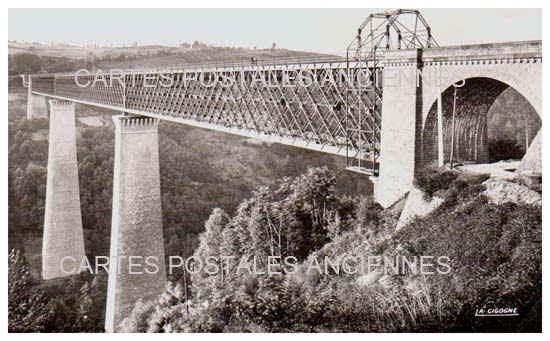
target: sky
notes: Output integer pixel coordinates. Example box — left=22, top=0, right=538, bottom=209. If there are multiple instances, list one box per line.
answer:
left=8, top=8, right=542, bottom=55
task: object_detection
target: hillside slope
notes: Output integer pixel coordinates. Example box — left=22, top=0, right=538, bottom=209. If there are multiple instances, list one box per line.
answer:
left=9, top=41, right=333, bottom=75
left=8, top=84, right=369, bottom=278
left=120, top=170, right=541, bottom=332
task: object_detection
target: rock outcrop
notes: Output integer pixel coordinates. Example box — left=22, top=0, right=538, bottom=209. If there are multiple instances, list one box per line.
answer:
left=483, top=178, right=541, bottom=207
left=517, top=129, right=542, bottom=176
left=517, top=129, right=542, bottom=192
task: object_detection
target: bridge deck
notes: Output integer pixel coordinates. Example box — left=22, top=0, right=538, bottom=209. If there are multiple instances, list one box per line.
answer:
left=29, top=40, right=541, bottom=173
left=31, top=59, right=382, bottom=162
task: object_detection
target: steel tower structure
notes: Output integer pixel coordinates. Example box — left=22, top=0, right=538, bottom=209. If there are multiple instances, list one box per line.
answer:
left=345, top=9, right=438, bottom=174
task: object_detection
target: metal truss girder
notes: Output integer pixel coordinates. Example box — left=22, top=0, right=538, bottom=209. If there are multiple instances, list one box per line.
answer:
left=31, top=64, right=381, bottom=164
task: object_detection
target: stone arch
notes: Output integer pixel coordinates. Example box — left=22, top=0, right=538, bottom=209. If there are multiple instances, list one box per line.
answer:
left=421, top=62, right=542, bottom=122
left=421, top=76, right=540, bottom=168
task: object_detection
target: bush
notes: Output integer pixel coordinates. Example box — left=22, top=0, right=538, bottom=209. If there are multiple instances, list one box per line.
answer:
left=414, top=168, right=459, bottom=200
left=8, top=250, right=52, bottom=332
left=123, top=167, right=541, bottom=333
left=392, top=196, right=541, bottom=332
left=356, top=196, right=383, bottom=231
left=118, top=299, right=156, bottom=332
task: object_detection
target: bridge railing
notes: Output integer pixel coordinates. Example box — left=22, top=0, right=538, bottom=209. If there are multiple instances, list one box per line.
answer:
left=27, top=54, right=351, bottom=78
left=122, top=54, right=348, bottom=73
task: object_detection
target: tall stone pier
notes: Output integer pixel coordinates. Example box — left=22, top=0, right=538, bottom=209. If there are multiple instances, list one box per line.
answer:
left=376, top=50, right=423, bottom=208
left=42, top=100, right=86, bottom=280
left=105, top=115, right=167, bottom=332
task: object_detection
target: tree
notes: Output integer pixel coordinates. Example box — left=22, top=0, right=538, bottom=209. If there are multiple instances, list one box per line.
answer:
left=118, top=299, right=156, bottom=332
left=85, top=52, right=97, bottom=68
left=195, top=208, right=230, bottom=260
left=8, top=250, right=52, bottom=332
left=191, top=208, right=230, bottom=290
left=188, top=167, right=352, bottom=296
left=119, top=282, right=187, bottom=332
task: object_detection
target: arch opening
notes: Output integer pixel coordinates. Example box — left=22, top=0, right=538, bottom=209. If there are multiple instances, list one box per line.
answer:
left=421, top=77, right=540, bottom=169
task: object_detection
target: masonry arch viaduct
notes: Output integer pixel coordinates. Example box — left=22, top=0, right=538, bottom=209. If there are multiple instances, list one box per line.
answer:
left=376, top=41, right=542, bottom=207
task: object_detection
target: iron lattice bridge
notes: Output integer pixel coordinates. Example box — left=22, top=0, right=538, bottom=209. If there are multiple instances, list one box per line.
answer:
left=30, top=9, right=436, bottom=175
left=31, top=60, right=381, bottom=173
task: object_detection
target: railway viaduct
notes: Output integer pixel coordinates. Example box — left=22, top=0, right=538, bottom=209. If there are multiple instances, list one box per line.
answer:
left=21, top=10, right=542, bottom=331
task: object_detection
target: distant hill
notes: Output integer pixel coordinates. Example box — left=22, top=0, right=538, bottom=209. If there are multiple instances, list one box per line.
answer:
left=8, top=41, right=334, bottom=75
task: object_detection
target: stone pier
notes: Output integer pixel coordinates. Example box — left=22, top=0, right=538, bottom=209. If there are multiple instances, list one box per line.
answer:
left=105, top=115, right=167, bottom=332
left=42, top=100, right=86, bottom=280
left=376, top=50, right=423, bottom=208
left=27, top=82, right=48, bottom=119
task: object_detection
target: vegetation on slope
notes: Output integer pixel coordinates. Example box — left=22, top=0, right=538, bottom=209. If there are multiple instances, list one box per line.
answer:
left=8, top=84, right=541, bottom=331
left=119, top=169, right=541, bottom=332
left=7, top=82, right=366, bottom=332
left=7, top=40, right=542, bottom=331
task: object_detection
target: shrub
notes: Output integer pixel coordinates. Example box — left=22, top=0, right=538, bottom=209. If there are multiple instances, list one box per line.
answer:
left=118, top=299, right=156, bottom=332
left=414, top=168, right=458, bottom=200
left=392, top=196, right=541, bottom=332
left=123, top=167, right=541, bottom=333
left=8, top=250, right=52, bottom=332
left=356, top=195, right=383, bottom=232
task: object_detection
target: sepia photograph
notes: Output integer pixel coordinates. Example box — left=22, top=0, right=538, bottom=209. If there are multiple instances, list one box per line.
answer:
left=4, top=2, right=545, bottom=335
